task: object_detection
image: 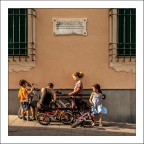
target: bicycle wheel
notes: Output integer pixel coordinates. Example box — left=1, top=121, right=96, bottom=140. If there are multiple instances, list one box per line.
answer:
left=60, top=111, right=74, bottom=124
left=37, top=113, right=51, bottom=125
left=71, top=114, right=89, bottom=128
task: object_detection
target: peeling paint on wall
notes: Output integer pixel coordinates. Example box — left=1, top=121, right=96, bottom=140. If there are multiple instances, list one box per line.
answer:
left=110, top=62, right=136, bottom=73
left=9, top=61, right=35, bottom=72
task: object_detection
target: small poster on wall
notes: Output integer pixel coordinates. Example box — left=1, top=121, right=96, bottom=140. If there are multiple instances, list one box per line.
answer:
left=52, top=18, right=87, bottom=36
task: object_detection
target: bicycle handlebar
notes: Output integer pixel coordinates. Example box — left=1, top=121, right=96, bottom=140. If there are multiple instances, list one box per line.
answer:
left=56, top=93, right=90, bottom=96
left=26, top=85, right=106, bottom=98
left=56, top=91, right=106, bottom=99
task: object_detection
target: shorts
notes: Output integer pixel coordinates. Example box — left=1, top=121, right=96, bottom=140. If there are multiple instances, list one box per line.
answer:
left=30, top=100, right=38, bottom=108
left=20, top=102, right=30, bottom=110
left=75, top=98, right=83, bottom=108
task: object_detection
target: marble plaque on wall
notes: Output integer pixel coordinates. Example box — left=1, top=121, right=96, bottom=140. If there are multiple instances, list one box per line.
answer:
left=52, top=18, right=87, bottom=36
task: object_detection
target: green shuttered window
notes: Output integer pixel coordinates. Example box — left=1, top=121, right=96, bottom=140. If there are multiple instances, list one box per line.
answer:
left=117, top=9, right=136, bottom=56
left=8, top=8, right=28, bottom=56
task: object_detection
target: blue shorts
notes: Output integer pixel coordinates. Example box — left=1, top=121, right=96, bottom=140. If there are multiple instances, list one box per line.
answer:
left=20, top=102, right=30, bottom=110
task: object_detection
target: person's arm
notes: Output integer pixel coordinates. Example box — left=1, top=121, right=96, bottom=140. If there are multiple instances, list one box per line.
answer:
left=89, top=93, right=93, bottom=105
left=68, top=82, right=82, bottom=96
left=40, top=88, right=46, bottom=96
left=27, top=86, right=33, bottom=94
left=38, top=88, right=46, bottom=102
left=68, top=88, right=81, bottom=96
left=18, top=91, right=20, bottom=98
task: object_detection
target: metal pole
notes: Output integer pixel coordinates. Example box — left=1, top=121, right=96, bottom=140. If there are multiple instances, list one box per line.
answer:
left=13, top=9, right=15, bottom=61
left=19, top=9, right=21, bottom=61
left=123, top=9, right=125, bottom=62
left=129, top=9, right=131, bottom=62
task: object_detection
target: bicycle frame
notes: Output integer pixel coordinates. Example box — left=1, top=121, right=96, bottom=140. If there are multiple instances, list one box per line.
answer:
left=42, top=108, right=64, bottom=119
left=37, top=102, right=74, bottom=125
left=75, top=112, right=90, bottom=121
left=57, top=98, right=70, bottom=108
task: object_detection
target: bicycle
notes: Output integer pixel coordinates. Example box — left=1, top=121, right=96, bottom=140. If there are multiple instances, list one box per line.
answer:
left=71, top=94, right=106, bottom=128
left=71, top=107, right=92, bottom=128
left=37, top=101, right=74, bottom=125
left=17, top=87, right=72, bottom=119
left=54, top=91, right=92, bottom=123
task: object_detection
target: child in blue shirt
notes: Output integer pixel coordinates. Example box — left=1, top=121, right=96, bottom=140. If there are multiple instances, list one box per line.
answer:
left=89, top=84, right=107, bottom=127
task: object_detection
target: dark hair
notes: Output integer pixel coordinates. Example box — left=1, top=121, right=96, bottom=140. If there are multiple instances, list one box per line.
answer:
left=48, top=83, right=54, bottom=88
left=93, top=83, right=102, bottom=94
left=19, top=79, right=27, bottom=86
left=72, top=72, right=84, bottom=79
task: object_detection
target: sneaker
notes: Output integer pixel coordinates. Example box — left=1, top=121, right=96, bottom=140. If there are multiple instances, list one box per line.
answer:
left=23, top=116, right=27, bottom=121
left=92, top=122, right=96, bottom=126
left=31, top=117, right=36, bottom=120
left=27, top=117, right=33, bottom=121
left=18, top=116, right=23, bottom=119
left=99, top=123, right=103, bottom=127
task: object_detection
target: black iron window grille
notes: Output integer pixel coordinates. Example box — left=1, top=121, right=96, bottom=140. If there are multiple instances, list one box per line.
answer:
left=8, top=8, right=36, bottom=61
left=109, top=8, right=136, bottom=62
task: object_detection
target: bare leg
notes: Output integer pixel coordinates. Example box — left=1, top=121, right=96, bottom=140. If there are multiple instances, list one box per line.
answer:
left=26, top=110, right=29, bottom=118
left=91, top=114, right=96, bottom=126
left=72, top=100, right=76, bottom=109
left=27, top=110, right=33, bottom=121
left=93, top=114, right=96, bottom=124
left=30, top=107, right=35, bottom=119
left=21, top=109, right=27, bottom=120
left=21, top=109, right=25, bottom=117
left=99, top=113, right=102, bottom=125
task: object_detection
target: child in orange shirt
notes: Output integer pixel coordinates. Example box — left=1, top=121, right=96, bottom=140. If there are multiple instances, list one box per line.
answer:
left=18, top=79, right=33, bottom=121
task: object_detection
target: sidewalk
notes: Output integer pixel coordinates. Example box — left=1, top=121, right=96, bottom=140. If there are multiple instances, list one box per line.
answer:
left=8, top=115, right=136, bottom=136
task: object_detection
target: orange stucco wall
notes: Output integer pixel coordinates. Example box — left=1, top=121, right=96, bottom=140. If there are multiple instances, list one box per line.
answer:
left=8, top=8, right=136, bottom=89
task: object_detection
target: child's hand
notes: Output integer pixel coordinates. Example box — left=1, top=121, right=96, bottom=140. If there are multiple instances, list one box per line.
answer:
left=90, top=103, right=94, bottom=106
left=96, top=102, right=101, bottom=107
left=68, top=93, right=73, bottom=96
left=31, top=86, right=34, bottom=91
left=68, top=93, right=74, bottom=98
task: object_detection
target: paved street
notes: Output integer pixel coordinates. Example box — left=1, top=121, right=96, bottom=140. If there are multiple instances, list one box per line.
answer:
left=8, top=115, right=136, bottom=136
